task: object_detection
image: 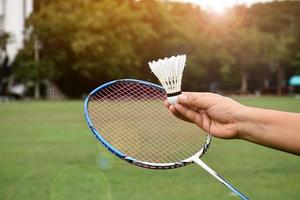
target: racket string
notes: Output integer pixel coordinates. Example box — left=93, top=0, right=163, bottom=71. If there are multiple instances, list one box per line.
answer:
left=88, top=81, right=207, bottom=163
left=90, top=101, right=193, bottom=162
left=90, top=94, right=200, bottom=162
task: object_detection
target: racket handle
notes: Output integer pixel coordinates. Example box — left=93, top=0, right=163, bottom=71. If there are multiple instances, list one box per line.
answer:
left=193, top=158, right=250, bottom=200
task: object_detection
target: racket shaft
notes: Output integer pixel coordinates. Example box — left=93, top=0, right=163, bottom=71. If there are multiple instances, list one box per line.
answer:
left=193, top=158, right=250, bottom=200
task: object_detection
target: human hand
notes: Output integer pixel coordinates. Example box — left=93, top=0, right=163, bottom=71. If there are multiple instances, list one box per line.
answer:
left=165, top=92, right=246, bottom=139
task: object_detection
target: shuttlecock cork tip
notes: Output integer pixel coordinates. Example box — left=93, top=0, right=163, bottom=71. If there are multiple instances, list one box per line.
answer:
left=148, top=54, right=186, bottom=105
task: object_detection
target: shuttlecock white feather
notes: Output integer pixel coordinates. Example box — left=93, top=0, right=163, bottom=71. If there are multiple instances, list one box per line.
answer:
left=148, top=54, right=186, bottom=105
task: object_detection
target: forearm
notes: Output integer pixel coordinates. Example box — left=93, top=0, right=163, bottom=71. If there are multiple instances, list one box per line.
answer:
left=237, top=106, right=300, bottom=155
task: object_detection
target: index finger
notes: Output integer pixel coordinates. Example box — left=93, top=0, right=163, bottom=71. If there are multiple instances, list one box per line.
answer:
left=178, top=92, right=219, bottom=110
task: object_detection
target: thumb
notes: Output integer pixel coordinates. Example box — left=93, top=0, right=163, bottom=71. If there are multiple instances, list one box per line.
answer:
left=178, top=92, right=216, bottom=110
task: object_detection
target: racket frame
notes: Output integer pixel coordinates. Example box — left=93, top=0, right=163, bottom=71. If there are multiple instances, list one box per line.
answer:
left=84, top=79, right=249, bottom=200
left=84, top=79, right=211, bottom=170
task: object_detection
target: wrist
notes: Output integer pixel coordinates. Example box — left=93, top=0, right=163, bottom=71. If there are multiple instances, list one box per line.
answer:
left=234, top=105, right=261, bottom=140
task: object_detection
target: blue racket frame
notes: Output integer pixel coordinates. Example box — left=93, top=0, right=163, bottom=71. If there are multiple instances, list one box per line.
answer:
left=84, top=79, right=249, bottom=200
left=84, top=79, right=210, bottom=169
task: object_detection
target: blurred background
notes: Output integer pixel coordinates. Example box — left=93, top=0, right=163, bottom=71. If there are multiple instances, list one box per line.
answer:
left=0, top=0, right=300, bottom=200
left=0, top=0, right=300, bottom=99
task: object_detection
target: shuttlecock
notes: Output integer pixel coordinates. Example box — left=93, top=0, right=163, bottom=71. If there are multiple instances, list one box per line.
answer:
left=148, top=54, right=186, bottom=105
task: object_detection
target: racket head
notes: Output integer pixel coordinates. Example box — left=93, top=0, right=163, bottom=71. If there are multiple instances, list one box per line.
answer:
left=84, top=79, right=211, bottom=169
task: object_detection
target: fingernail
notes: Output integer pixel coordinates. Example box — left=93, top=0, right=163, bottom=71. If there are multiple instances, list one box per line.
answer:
left=178, top=94, right=187, bottom=102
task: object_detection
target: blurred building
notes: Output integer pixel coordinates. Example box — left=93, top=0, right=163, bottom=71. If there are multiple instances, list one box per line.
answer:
left=0, top=0, right=33, bottom=64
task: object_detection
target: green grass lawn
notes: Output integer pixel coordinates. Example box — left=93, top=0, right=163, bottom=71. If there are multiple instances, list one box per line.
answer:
left=0, top=97, right=300, bottom=200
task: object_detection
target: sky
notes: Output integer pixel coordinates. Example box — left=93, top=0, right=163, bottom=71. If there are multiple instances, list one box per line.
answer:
left=175, top=0, right=273, bottom=13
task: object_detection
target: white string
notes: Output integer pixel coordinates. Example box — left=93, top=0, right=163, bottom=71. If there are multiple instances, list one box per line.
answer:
left=88, top=81, right=207, bottom=164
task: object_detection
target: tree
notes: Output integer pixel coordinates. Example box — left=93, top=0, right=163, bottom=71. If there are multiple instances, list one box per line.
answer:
left=0, top=32, right=11, bottom=95
left=13, top=0, right=300, bottom=96
left=219, top=27, right=272, bottom=94
left=265, top=35, right=295, bottom=94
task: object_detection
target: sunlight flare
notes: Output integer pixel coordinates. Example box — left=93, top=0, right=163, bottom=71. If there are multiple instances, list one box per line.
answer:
left=174, top=0, right=273, bottom=13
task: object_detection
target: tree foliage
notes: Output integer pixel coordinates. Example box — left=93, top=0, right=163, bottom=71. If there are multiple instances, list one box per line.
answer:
left=14, top=0, right=300, bottom=96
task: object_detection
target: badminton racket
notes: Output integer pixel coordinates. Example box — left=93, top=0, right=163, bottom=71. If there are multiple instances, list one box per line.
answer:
left=84, top=79, right=249, bottom=200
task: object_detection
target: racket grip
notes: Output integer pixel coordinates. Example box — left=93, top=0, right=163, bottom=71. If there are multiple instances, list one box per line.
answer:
left=193, top=158, right=250, bottom=200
